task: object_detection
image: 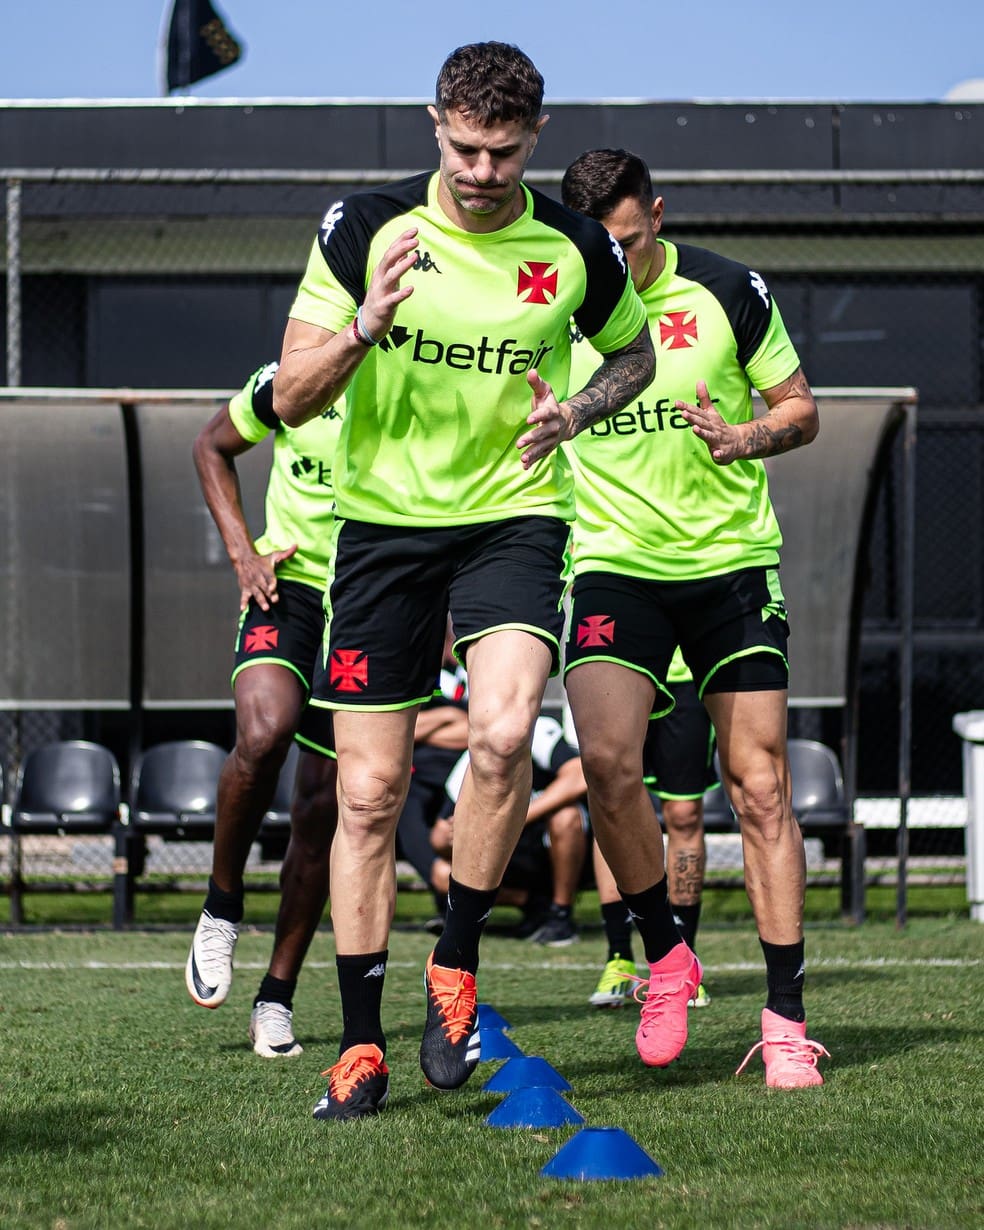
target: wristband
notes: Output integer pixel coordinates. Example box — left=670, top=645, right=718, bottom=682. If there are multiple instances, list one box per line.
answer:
left=352, top=305, right=380, bottom=347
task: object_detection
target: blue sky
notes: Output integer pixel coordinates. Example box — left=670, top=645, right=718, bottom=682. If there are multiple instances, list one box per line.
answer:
left=1, top=0, right=982, bottom=102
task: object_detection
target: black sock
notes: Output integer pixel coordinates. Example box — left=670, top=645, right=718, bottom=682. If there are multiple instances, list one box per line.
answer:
left=205, top=876, right=244, bottom=925
left=620, top=877, right=683, bottom=964
left=760, top=937, right=806, bottom=1023
left=433, top=876, right=498, bottom=974
left=254, top=973, right=296, bottom=1010
left=601, top=900, right=635, bottom=963
left=336, top=950, right=388, bottom=1056
left=670, top=901, right=702, bottom=954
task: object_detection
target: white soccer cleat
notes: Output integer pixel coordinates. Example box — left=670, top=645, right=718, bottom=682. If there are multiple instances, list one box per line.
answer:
left=185, top=909, right=239, bottom=1008
left=249, top=1001, right=303, bottom=1058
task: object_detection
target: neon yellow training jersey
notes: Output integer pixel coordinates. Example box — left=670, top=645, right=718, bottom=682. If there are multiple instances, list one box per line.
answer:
left=567, top=239, right=801, bottom=581
left=289, top=172, right=646, bottom=527
left=227, top=362, right=345, bottom=591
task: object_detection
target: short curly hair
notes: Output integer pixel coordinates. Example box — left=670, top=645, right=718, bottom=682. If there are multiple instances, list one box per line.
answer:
left=561, top=149, right=654, bottom=220
left=435, top=42, right=544, bottom=128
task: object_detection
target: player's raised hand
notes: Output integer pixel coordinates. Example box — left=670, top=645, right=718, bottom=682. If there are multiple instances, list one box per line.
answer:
left=518, top=369, right=573, bottom=469
left=234, top=544, right=298, bottom=612
left=676, top=380, right=742, bottom=464
left=361, top=228, right=419, bottom=341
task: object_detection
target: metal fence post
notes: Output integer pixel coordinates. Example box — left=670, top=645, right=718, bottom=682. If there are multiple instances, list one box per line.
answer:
left=5, top=177, right=21, bottom=387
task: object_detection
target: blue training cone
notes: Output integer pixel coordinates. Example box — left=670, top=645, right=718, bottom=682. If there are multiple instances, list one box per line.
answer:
left=477, top=1003, right=512, bottom=1032
left=540, top=1127, right=664, bottom=1181
left=478, top=1028, right=524, bottom=1061
left=485, top=1085, right=585, bottom=1129
left=483, top=1055, right=572, bottom=1093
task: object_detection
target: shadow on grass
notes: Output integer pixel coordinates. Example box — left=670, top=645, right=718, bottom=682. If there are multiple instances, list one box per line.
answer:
left=0, top=1103, right=116, bottom=1157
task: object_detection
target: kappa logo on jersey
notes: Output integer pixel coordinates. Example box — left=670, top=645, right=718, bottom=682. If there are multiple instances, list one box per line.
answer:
left=377, top=322, right=554, bottom=374
left=517, top=261, right=558, bottom=305
left=577, top=615, right=616, bottom=647
left=659, top=311, right=699, bottom=350
left=413, top=250, right=442, bottom=274
left=245, top=625, right=279, bottom=653
left=609, top=233, right=627, bottom=275
left=330, top=648, right=369, bottom=692
left=749, top=270, right=770, bottom=308
left=320, top=201, right=344, bottom=240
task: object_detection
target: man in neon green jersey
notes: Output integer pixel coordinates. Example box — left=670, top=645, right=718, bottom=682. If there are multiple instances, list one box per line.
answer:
left=563, top=149, right=830, bottom=1089
left=186, top=361, right=343, bottom=1060
left=273, top=45, right=655, bottom=1120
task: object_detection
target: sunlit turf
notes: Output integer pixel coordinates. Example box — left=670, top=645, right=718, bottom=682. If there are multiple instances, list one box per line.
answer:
left=2, top=908, right=982, bottom=1229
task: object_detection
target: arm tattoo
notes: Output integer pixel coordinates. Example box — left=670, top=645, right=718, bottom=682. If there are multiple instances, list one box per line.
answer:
left=745, top=419, right=804, bottom=457
left=744, top=368, right=815, bottom=457
left=566, top=328, right=655, bottom=438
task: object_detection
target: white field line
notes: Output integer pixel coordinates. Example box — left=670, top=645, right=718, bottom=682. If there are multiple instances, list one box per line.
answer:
left=0, top=956, right=978, bottom=972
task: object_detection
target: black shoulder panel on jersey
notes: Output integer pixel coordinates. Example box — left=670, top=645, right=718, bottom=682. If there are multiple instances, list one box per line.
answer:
left=316, top=172, right=432, bottom=306
left=250, top=362, right=281, bottom=431
left=674, top=243, right=775, bottom=369
left=529, top=189, right=631, bottom=344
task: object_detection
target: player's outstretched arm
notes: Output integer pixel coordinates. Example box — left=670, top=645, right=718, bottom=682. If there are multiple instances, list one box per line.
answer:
left=192, top=405, right=297, bottom=612
left=518, top=324, right=655, bottom=468
left=274, top=228, right=419, bottom=428
left=676, top=367, right=819, bottom=465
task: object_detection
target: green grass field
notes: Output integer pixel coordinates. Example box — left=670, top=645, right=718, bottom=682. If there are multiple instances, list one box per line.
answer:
left=2, top=892, right=983, bottom=1229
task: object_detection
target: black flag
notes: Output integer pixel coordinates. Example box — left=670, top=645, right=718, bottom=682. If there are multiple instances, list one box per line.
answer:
left=165, top=0, right=243, bottom=92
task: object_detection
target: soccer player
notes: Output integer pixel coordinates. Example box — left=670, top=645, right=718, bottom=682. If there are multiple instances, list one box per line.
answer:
left=273, top=43, right=654, bottom=1120
left=589, top=650, right=718, bottom=1008
left=185, top=361, right=343, bottom=1059
left=562, top=149, right=829, bottom=1088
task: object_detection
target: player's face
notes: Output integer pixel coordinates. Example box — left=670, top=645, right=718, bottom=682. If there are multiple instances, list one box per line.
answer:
left=600, top=195, right=665, bottom=292
left=429, top=106, right=547, bottom=231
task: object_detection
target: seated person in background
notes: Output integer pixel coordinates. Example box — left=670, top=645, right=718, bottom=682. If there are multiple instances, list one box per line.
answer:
left=436, top=712, right=589, bottom=946
left=395, top=625, right=469, bottom=927
left=590, top=649, right=719, bottom=1008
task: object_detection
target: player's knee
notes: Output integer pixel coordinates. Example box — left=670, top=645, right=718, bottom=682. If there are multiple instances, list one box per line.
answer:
left=234, top=719, right=294, bottom=776
left=728, top=762, right=786, bottom=837
left=662, top=800, right=704, bottom=842
left=470, top=709, right=535, bottom=776
left=338, top=769, right=405, bottom=839
left=548, top=804, right=586, bottom=839
left=579, top=742, right=638, bottom=802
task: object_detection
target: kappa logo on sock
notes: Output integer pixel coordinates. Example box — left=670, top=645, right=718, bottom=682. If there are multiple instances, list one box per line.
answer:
left=478, top=909, right=493, bottom=923
left=794, top=962, right=805, bottom=981
left=364, top=963, right=386, bottom=979
left=626, top=908, right=643, bottom=922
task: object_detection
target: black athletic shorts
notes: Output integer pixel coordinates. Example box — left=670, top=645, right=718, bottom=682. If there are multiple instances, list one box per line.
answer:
left=564, top=566, right=789, bottom=711
left=642, top=678, right=718, bottom=799
left=310, top=516, right=571, bottom=711
left=231, top=578, right=325, bottom=692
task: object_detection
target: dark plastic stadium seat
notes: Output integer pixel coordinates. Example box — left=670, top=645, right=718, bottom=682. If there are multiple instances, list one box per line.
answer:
left=787, top=737, right=862, bottom=914
left=128, top=740, right=227, bottom=836
left=6, top=741, right=122, bottom=925
left=11, top=741, right=121, bottom=833
left=787, top=738, right=848, bottom=830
